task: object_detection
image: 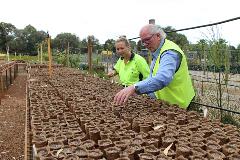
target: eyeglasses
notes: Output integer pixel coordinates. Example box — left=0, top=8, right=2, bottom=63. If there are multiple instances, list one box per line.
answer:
left=141, top=34, right=155, bottom=46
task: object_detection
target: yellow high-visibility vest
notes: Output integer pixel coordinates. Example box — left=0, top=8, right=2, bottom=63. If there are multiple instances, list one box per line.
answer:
left=153, top=39, right=195, bottom=109
left=114, top=53, right=150, bottom=86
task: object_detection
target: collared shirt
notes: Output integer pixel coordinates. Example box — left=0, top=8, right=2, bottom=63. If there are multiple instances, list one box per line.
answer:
left=135, top=39, right=181, bottom=98
left=114, top=52, right=150, bottom=86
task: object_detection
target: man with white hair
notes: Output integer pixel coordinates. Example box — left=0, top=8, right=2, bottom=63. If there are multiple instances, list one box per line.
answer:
left=114, top=24, right=195, bottom=109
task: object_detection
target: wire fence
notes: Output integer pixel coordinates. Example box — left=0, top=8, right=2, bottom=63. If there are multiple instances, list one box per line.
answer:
left=129, top=16, right=240, bottom=40
left=18, top=16, right=240, bottom=125
left=57, top=49, right=240, bottom=125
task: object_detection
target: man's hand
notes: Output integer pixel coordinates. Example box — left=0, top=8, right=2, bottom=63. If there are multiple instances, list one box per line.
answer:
left=114, top=85, right=136, bottom=105
left=107, top=70, right=116, bottom=77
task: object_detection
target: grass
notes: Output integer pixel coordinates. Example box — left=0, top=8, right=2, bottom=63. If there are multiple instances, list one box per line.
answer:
left=0, top=53, right=39, bottom=62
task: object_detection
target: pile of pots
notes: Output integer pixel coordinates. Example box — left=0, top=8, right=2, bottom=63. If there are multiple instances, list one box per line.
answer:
left=28, top=67, right=240, bottom=160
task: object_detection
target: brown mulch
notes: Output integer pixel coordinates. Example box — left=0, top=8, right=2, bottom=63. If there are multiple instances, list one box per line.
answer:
left=0, top=72, right=27, bottom=160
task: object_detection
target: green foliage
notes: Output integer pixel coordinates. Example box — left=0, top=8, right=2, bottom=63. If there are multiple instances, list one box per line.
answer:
left=129, top=40, right=137, bottom=52
left=163, top=26, right=189, bottom=49
left=52, top=33, right=80, bottom=53
left=7, top=25, right=47, bottom=55
left=69, top=54, right=81, bottom=68
left=79, top=63, right=105, bottom=76
left=24, top=25, right=46, bottom=55
left=104, top=39, right=115, bottom=51
left=237, top=44, right=240, bottom=49
left=41, top=52, right=48, bottom=61
left=82, top=35, right=102, bottom=53
left=137, top=40, right=143, bottom=51
left=53, top=52, right=67, bottom=65
left=208, top=39, right=229, bottom=68
left=80, top=39, right=87, bottom=48
left=8, top=54, right=38, bottom=62
left=52, top=52, right=84, bottom=68
left=0, top=22, right=16, bottom=52
left=191, top=30, right=238, bottom=125
left=94, top=69, right=105, bottom=78
left=78, top=53, right=105, bottom=76
left=188, top=38, right=240, bottom=74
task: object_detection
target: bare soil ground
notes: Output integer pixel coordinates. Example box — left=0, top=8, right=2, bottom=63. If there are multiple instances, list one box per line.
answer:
left=0, top=71, right=26, bottom=160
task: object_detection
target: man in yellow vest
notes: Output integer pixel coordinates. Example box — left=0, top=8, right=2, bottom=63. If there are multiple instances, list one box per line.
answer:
left=114, top=24, right=195, bottom=109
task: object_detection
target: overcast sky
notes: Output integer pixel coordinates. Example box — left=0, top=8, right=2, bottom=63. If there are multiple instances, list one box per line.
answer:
left=1, top=0, right=240, bottom=47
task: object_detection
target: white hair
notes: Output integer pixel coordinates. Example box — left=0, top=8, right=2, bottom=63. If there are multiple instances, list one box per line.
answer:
left=148, top=25, right=166, bottom=39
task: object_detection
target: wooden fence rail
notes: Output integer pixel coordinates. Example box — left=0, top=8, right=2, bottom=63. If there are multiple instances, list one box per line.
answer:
left=0, top=61, right=19, bottom=104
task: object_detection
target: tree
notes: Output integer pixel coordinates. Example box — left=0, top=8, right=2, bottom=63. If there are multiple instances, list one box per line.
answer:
left=208, top=38, right=229, bottom=67
left=35, top=31, right=48, bottom=44
left=196, top=39, right=208, bottom=60
left=163, top=26, right=189, bottom=50
left=136, top=40, right=145, bottom=52
left=84, top=35, right=103, bottom=53
left=135, top=26, right=190, bottom=52
left=237, top=44, right=240, bottom=50
left=104, top=39, right=115, bottom=51
left=52, top=33, right=80, bottom=53
left=129, top=40, right=137, bottom=52
left=229, top=46, right=239, bottom=67
left=0, top=22, right=16, bottom=52
left=8, top=29, right=27, bottom=53
left=80, top=38, right=88, bottom=53
left=13, top=25, right=48, bottom=55
left=23, top=25, right=38, bottom=55
left=4, top=24, right=48, bottom=55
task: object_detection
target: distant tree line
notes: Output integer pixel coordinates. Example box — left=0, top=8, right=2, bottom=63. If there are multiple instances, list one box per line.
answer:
left=0, top=22, right=103, bottom=55
left=0, top=22, right=199, bottom=55
left=0, top=21, right=240, bottom=63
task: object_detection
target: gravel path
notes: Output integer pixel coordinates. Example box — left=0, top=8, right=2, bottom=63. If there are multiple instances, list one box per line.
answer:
left=0, top=72, right=26, bottom=160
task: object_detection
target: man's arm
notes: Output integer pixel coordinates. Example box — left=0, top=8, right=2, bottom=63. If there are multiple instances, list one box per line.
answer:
left=114, top=50, right=181, bottom=105
left=135, top=50, right=181, bottom=94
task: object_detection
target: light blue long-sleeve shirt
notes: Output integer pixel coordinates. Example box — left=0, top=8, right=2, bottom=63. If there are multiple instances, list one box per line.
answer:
left=135, top=39, right=181, bottom=98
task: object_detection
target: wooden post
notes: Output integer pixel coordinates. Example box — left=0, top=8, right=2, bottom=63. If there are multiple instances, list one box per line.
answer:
left=0, top=72, right=3, bottom=93
left=47, top=34, right=53, bottom=77
left=24, top=80, right=30, bottom=160
left=40, top=43, right=43, bottom=64
left=16, top=63, right=18, bottom=77
left=149, top=19, right=155, bottom=24
left=67, top=42, right=70, bottom=67
left=37, top=47, right=40, bottom=62
left=0, top=72, right=2, bottom=105
left=14, top=64, right=16, bottom=79
left=101, top=51, right=104, bottom=69
left=9, top=67, right=12, bottom=84
left=7, top=46, right=10, bottom=62
left=107, top=50, right=109, bottom=73
left=5, top=69, right=8, bottom=89
left=88, top=37, right=93, bottom=73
